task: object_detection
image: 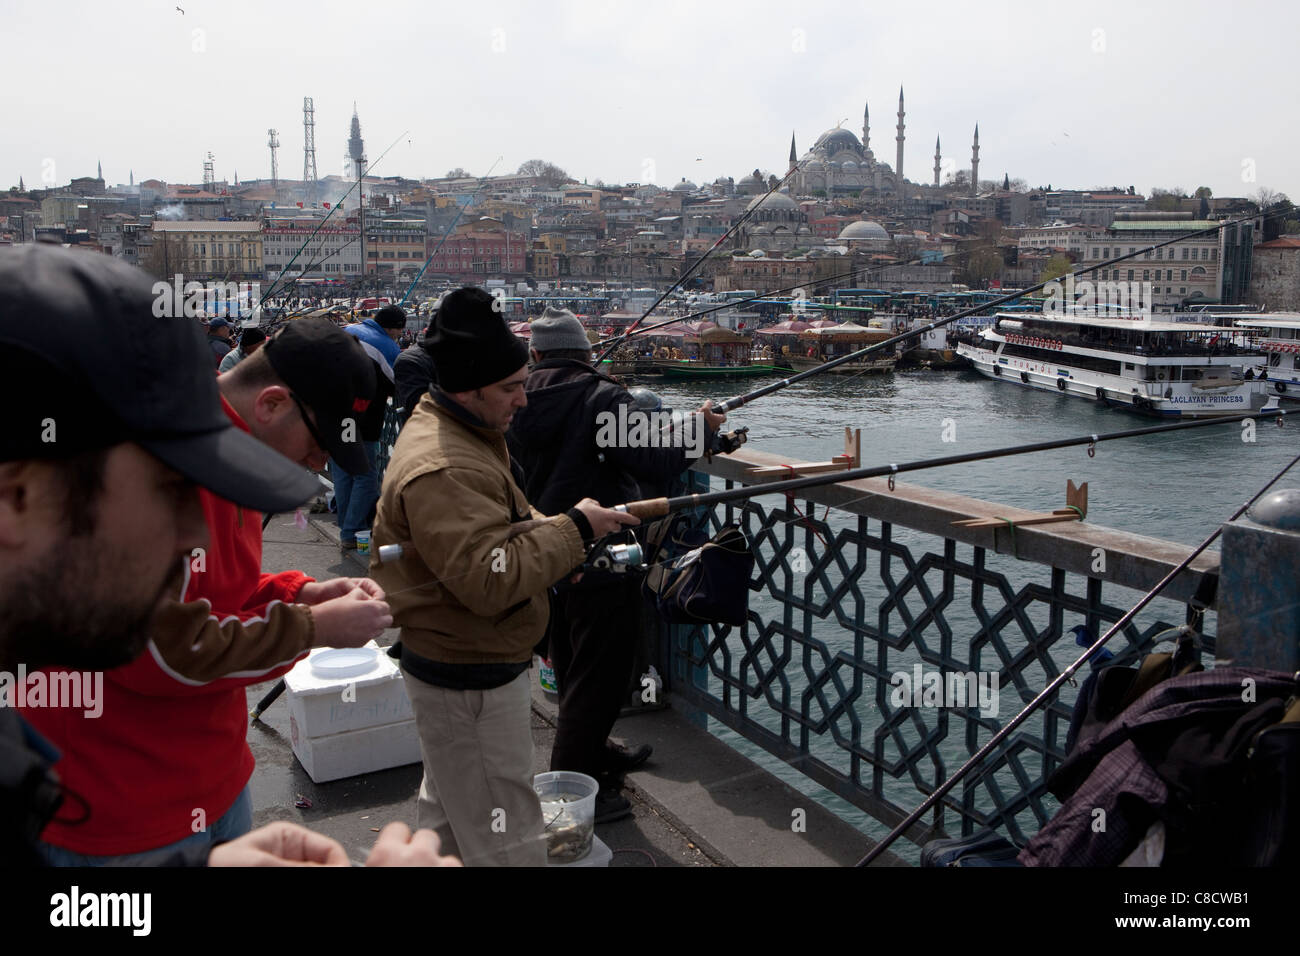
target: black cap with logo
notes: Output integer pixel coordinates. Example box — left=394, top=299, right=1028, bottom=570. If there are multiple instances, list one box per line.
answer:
left=261, top=318, right=377, bottom=475
left=0, top=245, right=321, bottom=512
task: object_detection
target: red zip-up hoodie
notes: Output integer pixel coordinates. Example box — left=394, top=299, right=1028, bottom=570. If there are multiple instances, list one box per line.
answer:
left=24, top=398, right=318, bottom=855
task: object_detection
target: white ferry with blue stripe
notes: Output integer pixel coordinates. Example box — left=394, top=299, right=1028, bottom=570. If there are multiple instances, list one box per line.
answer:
left=1233, top=313, right=1300, bottom=402
left=956, top=310, right=1274, bottom=417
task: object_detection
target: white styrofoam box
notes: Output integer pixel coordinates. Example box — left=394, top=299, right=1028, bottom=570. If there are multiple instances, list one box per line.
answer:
left=290, top=714, right=423, bottom=783
left=547, top=834, right=612, bottom=868
left=284, top=642, right=414, bottom=738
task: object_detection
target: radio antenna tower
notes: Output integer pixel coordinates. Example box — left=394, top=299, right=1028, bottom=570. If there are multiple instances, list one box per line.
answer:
left=268, top=128, right=280, bottom=191
left=203, top=151, right=215, bottom=189
left=303, top=96, right=318, bottom=202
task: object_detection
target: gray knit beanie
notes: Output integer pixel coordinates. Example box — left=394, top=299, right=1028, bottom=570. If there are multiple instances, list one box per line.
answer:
left=530, top=307, right=591, bottom=353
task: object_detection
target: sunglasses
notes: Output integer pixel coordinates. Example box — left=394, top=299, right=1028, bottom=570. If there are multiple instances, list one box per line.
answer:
left=290, top=392, right=330, bottom=456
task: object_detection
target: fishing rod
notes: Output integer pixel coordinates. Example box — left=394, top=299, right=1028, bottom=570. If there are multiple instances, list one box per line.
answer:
left=398, top=157, right=504, bottom=307
left=609, top=409, right=1287, bottom=518
left=592, top=162, right=807, bottom=367
left=259, top=130, right=410, bottom=306
left=855, top=443, right=1300, bottom=867
left=713, top=210, right=1285, bottom=415
left=366, top=409, right=1289, bottom=571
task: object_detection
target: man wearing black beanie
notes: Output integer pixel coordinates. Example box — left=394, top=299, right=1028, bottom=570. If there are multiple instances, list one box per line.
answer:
left=370, top=286, right=638, bottom=866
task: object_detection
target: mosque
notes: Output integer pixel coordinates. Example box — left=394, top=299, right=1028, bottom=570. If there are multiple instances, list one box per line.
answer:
left=785, top=88, right=907, bottom=197
left=786, top=88, right=978, bottom=199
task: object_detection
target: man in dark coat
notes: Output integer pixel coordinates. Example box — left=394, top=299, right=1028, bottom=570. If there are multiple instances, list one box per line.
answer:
left=507, top=308, right=724, bottom=821
left=393, top=326, right=437, bottom=427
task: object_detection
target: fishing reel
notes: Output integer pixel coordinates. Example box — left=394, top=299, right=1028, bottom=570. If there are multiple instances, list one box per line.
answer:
left=584, top=536, right=646, bottom=574
left=706, top=426, right=749, bottom=461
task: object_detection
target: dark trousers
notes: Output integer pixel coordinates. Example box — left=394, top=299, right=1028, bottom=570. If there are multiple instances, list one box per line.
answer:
left=548, top=578, right=639, bottom=784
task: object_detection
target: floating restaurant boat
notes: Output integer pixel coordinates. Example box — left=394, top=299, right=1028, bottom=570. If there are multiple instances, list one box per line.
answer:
left=788, top=321, right=898, bottom=374
left=1233, top=313, right=1300, bottom=402
left=650, top=322, right=779, bottom=380
left=957, top=310, right=1275, bottom=417
left=751, top=317, right=812, bottom=370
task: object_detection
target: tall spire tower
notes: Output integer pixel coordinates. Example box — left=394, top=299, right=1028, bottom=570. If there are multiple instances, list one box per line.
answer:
left=895, top=86, right=905, bottom=182
left=788, top=130, right=797, bottom=173
left=934, top=135, right=941, bottom=187
left=97, top=159, right=103, bottom=181
left=862, top=99, right=870, bottom=154
left=971, top=124, right=980, bottom=196
left=303, top=96, right=318, bottom=202
left=268, top=128, right=280, bottom=192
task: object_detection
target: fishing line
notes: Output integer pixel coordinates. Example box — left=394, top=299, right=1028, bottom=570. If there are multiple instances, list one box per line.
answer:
left=259, top=130, right=410, bottom=306
left=854, top=445, right=1300, bottom=866
left=398, top=156, right=504, bottom=307
left=713, top=207, right=1298, bottom=416
left=592, top=161, right=809, bottom=367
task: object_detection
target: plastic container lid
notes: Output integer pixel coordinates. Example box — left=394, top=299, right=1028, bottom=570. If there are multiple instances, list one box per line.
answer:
left=310, top=647, right=381, bottom=679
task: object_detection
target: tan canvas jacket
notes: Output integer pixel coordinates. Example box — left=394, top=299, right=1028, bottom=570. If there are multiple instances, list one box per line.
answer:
left=370, top=392, right=586, bottom=664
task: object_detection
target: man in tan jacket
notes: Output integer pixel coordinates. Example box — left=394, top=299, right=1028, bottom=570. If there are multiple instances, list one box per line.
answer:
left=371, top=287, right=637, bottom=866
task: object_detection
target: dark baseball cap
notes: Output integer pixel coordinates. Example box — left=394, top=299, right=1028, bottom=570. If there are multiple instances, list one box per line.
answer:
left=260, top=318, right=377, bottom=475
left=0, top=244, right=321, bottom=513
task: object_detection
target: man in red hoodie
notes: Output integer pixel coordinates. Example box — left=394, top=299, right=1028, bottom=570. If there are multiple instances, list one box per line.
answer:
left=23, top=318, right=396, bottom=865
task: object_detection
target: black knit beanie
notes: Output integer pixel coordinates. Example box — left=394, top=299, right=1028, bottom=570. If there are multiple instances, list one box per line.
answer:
left=375, top=304, right=407, bottom=330
left=428, top=287, right=529, bottom=392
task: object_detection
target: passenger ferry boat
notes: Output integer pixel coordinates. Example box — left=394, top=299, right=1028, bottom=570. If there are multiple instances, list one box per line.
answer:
left=956, top=310, right=1275, bottom=417
left=1233, top=313, right=1300, bottom=402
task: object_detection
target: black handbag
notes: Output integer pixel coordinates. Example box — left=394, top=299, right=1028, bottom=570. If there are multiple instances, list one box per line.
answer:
left=642, top=519, right=753, bottom=627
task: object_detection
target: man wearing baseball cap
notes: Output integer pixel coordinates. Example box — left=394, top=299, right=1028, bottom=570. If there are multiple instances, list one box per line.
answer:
left=333, top=304, right=406, bottom=551
left=207, top=317, right=234, bottom=368
left=371, top=286, right=638, bottom=866
left=11, top=266, right=419, bottom=869
left=0, top=245, right=458, bottom=866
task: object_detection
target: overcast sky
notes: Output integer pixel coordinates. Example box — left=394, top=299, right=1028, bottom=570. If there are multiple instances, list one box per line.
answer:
left=5, top=0, right=1294, bottom=201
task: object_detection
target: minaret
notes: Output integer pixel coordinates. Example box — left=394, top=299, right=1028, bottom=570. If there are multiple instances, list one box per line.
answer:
left=862, top=100, right=870, bottom=154
left=129, top=169, right=133, bottom=186
left=895, top=86, right=905, bottom=182
left=970, top=124, right=980, bottom=197
left=97, top=159, right=102, bottom=181
left=933, top=135, right=941, bottom=186
left=788, top=131, right=797, bottom=173
left=18, top=176, right=24, bottom=192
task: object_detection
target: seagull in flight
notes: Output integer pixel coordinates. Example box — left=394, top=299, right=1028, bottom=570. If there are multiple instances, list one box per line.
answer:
left=176, top=5, right=185, bottom=12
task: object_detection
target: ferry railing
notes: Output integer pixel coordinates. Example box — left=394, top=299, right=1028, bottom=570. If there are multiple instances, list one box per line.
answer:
left=666, top=447, right=1219, bottom=851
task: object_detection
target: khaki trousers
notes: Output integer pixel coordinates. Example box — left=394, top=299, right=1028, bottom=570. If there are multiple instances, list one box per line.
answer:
left=400, top=667, right=545, bottom=867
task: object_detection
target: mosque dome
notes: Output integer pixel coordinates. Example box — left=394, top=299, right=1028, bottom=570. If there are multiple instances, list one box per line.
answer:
left=672, top=178, right=697, bottom=192
left=812, top=128, right=863, bottom=156
left=837, top=220, right=890, bottom=241
left=745, top=190, right=799, bottom=214
left=736, top=169, right=766, bottom=195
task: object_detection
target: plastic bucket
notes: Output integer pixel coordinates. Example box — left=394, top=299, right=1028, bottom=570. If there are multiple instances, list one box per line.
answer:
left=533, top=771, right=598, bottom=863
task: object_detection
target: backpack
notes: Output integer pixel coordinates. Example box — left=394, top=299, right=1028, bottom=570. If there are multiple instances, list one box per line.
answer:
left=641, top=513, right=754, bottom=627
